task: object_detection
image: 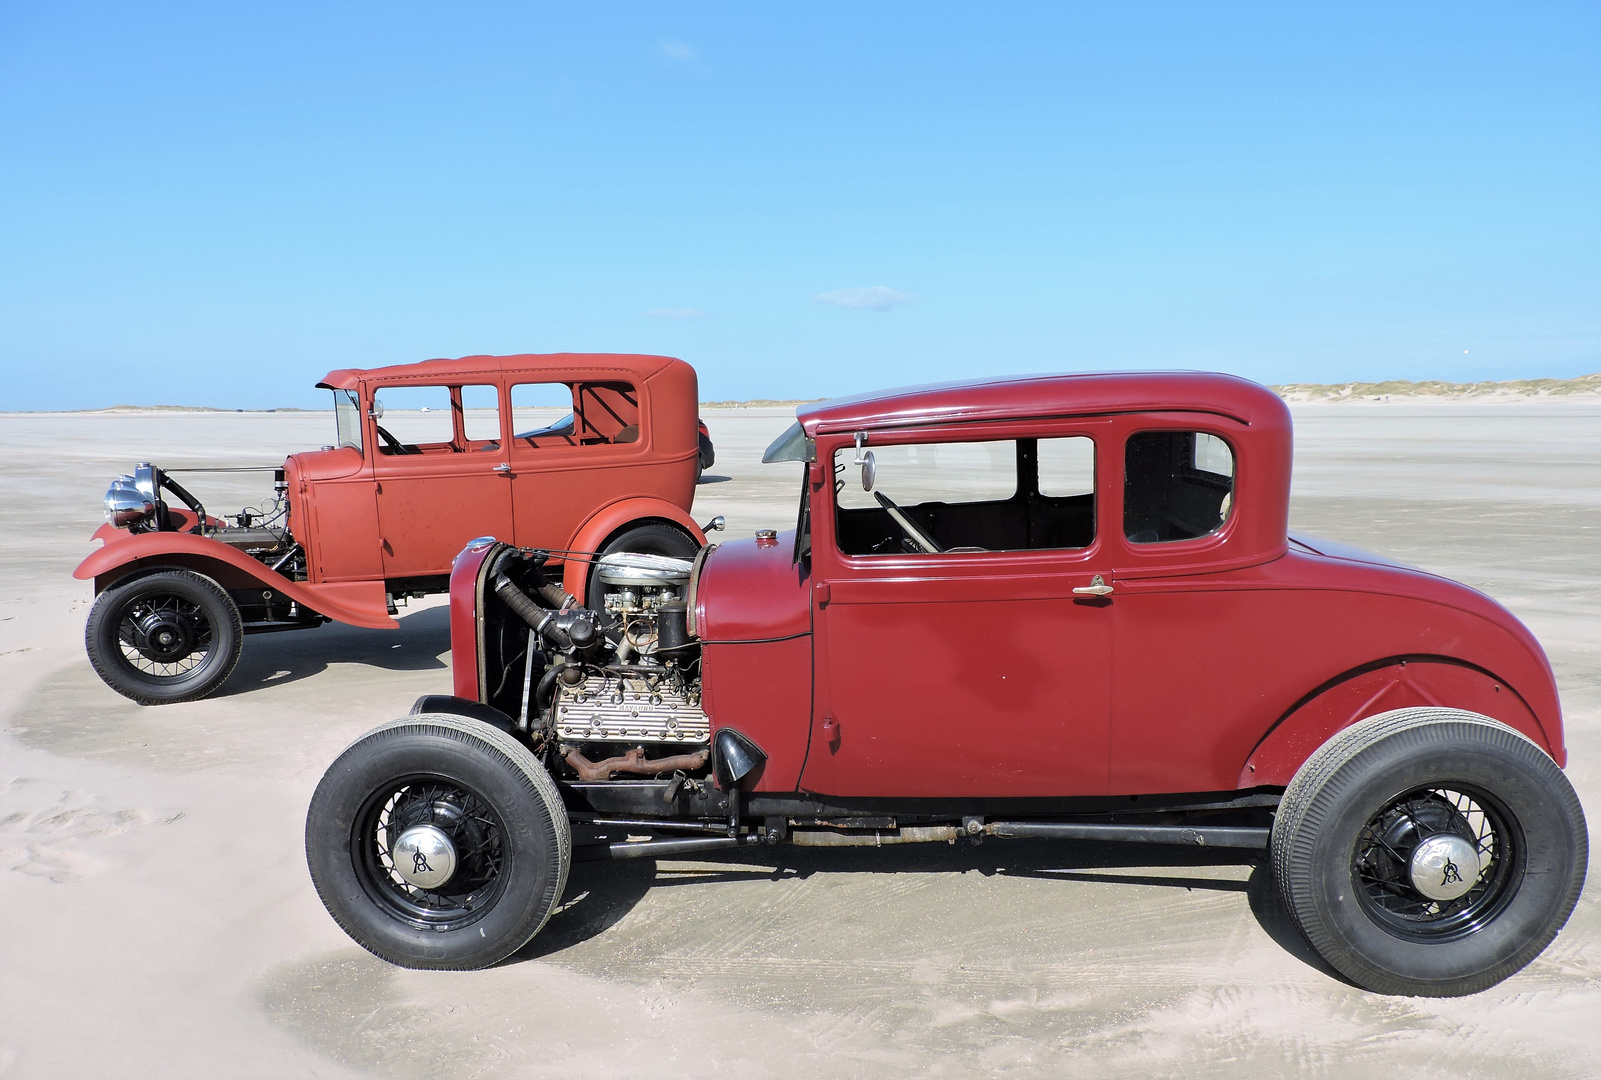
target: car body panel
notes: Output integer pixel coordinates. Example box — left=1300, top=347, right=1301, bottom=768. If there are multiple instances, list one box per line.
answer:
left=458, top=370, right=1566, bottom=807
left=77, top=353, right=707, bottom=628
left=559, top=497, right=707, bottom=603
left=780, top=373, right=1555, bottom=796
left=73, top=527, right=398, bottom=629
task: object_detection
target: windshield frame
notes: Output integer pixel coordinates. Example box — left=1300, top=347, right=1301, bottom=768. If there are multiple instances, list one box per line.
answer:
left=333, top=389, right=364, bottom=452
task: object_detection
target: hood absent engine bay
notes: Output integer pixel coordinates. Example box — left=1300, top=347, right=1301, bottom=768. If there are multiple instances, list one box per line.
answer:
left=483, top=548, right=711, bottom=784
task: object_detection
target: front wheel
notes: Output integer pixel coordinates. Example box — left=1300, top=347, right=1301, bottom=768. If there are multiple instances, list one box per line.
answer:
left=1272, top=708, right=1587, bottom=996
left=85, top=569, right=243, bottom=704
left=305, top=715, right=571, bottom=970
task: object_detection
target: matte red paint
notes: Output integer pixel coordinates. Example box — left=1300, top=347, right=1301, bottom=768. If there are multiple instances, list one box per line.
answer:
left=73, top=528, right=397, bottom=629
left=560, top=497, right=706, bottom=604
left=76, top=353, right=704, bottom=629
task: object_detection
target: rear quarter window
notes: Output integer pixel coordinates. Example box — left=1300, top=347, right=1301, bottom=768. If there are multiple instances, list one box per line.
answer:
left=1124, top=430, right=1234, bottom=544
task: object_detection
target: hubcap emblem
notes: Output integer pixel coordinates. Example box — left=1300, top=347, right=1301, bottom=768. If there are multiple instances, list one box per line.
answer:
left=391, top=824, right=458, bottom=890
left=1408, top=833, right=1481, bottom=901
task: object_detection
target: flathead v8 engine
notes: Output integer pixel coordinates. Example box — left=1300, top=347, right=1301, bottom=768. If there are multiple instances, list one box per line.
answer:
left=476, top=547, right=711, bottom=783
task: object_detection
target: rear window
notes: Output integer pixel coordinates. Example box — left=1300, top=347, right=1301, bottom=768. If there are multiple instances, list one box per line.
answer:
left=1124, top=430, right=1234, bottom=544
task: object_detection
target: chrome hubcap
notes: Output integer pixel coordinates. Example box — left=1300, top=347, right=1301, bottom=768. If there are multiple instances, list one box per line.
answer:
left=1408, top=832, right=1481, bottom=901
left=391, top=824, right=458, bottom=889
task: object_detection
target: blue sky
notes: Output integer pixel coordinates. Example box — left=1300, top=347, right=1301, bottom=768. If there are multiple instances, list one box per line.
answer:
left=2, top=2, right=1597, bottom=409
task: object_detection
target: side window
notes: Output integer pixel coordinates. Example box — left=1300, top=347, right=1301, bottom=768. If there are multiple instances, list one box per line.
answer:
left=836, top=441, right=1015, bottom=511
left=833, top=437, right=1097, bottom=556
left=575, top=382, right=641, bottom=444
left=1124, top=430, right=1235, bottom=544
left=511, top=381, right=640, bottom=449
left=1038, top=436, right=1094, bottom=496
left=511, top=383, right=577, bottom=446
left=372, top=385, right=454, bottom=453
left=460, top=384, right=501, bottom=446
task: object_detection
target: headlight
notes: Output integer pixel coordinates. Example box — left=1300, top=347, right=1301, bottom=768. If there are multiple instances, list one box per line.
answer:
left=104, top=475, right=153, bottom=527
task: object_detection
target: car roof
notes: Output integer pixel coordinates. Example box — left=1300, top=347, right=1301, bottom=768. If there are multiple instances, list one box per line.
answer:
left=795, top=371, right=1281, bottom=434
left=317, top=353, right=684, bottom=391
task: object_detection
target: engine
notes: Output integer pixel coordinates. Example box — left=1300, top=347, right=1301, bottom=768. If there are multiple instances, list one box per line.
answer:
left=553, top=553, right=707, bottom=746
left=484, top=548, right=711, bottom=782
left=102, top=462, right=302, bottom=576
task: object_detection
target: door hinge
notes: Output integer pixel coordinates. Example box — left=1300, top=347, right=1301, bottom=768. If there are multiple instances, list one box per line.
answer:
left=813, top=580, right=831, bottom=606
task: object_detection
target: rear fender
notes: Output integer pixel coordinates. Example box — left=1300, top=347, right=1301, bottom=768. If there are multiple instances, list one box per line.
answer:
left=1240, top=657, right=1555, bottom=787
left=560, top=498, right=706, bottom=603
left=74, top=531, right=397, bottom=629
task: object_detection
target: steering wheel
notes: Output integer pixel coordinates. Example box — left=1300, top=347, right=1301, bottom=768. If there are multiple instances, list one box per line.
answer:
left=873, top=491, right=942, bottom=553
left=375, top=424, right=417, bottom=455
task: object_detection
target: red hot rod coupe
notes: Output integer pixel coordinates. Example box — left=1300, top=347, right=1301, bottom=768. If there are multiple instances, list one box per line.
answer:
left=306, top=371, right=1586, bottom=997
left=75, top=353, right=712, bottom=705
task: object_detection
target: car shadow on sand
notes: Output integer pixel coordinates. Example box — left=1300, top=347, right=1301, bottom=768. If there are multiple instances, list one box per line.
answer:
left=513, top=838, right=1345, bottom=982
left=213, top=604, right=450, bottom=698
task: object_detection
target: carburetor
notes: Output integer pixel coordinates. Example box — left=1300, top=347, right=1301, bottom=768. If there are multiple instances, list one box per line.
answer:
left=593, top=552, right=695, bottom=662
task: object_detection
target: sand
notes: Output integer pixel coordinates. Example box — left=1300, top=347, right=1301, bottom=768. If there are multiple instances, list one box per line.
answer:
left=0, top=400, right=1597, bottom=1078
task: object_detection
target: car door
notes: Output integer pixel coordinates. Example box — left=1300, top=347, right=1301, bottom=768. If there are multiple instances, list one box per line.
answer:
left=371, top=382, right=515, bottom=580
left=1102, top=414, right=1278, bottom=794
left=504, top=376, right=656, bottom=549
left=801, top=422, right=1116, bottom=799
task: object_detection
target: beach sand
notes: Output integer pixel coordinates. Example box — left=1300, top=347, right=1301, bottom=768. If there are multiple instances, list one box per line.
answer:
left=1, top=399, right=1596, bottom=1078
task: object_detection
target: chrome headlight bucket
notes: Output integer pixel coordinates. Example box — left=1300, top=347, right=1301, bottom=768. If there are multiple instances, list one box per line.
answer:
left=105, top=469, right=155, bottom=528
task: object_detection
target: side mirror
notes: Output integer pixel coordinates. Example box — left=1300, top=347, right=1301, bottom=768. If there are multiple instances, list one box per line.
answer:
left=368, top=400, right=385, bottom=420
left=860, top=450, right=876, bottom=492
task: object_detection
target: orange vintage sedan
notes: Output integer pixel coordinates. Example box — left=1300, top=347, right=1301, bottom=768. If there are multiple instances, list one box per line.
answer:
left=76, top=353, right=715, bottom=704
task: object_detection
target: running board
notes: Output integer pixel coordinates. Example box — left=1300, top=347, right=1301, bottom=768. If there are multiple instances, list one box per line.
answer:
left=988, top=821, right=1271, bottom=849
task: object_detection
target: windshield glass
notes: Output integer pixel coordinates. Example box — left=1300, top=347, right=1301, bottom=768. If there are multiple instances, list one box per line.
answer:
left=333, top=389, right=363, bottom=451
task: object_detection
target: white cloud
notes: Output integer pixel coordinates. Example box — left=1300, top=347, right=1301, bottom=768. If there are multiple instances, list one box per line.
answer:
left=657, top=39, right=697, bottom=62
left=814, top=286, right=917, bottom=312
left=643, top=307, right=709, bottom=320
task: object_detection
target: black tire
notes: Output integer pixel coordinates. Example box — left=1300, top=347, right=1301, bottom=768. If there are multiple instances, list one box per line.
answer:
left=585, top=521, right=700, bottom=606
left=85, top=569, right=243, bottom=705
left=1272, top=707, right=1587, bottom=996
left=305, top=715, right=571, bottom=970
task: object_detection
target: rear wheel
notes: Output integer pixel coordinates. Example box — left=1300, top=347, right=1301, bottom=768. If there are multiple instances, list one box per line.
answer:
left=1272, top=708, right=1587, bottom=996
left=85, top=569, right=242, bottom=705
left=305, top=715, right=570, bottom=970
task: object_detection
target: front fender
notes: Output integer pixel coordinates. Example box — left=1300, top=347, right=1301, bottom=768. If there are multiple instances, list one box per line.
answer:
left=73, top=530, right=397, bottom=630
left=560, top=497, right=706, bottom=603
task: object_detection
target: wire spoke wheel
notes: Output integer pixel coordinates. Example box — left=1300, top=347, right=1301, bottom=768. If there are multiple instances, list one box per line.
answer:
left=115, top=593, right=214, bottom=677
left=305, top=715, right=571, bottom=970
left=353, top=776, right=509, bottom=931
left=1272, top=708, right=1587, bottom=997
left=85, top=569, right=243, bottom=705
left=1352, top=786, right=1520, bottom=942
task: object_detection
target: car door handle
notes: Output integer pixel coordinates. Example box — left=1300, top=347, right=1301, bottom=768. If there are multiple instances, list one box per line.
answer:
left=493, top=463, right=512, bottom=475
left=1073, top=574, right=1114, bottom=597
